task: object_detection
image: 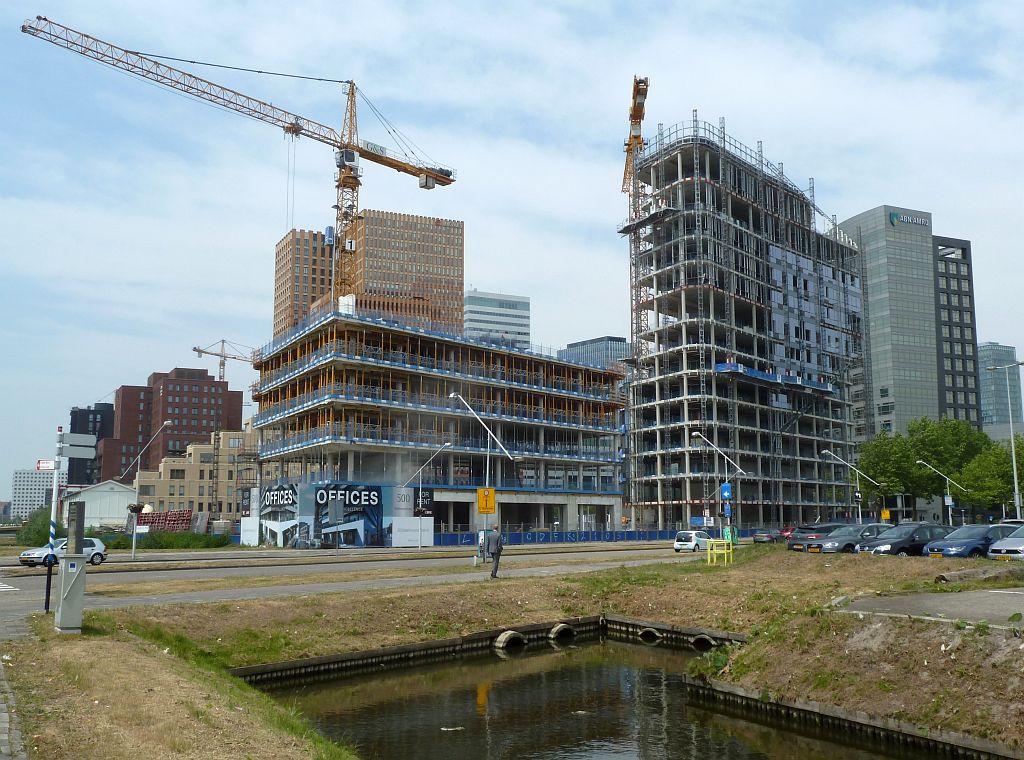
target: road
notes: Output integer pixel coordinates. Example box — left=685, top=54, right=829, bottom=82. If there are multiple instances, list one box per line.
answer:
left=0, top=543, right=685, bottom=640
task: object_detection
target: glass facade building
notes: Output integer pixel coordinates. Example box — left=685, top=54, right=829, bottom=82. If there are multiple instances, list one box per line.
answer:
left=463, top=289, right=531, bottom=350
left=978, top=342, right=1023, bottom=442
left=558, top=336, right=631, bottom=369
left=839, top=206, right=980, bottom=437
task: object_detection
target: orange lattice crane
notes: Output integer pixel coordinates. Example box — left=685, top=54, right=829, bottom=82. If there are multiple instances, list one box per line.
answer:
left=621, top=75, right=649, bottom=193
left=21, top=15, right=456, bottom=301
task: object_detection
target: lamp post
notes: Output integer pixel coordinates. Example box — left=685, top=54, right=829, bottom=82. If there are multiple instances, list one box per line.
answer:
left=450, top=392, right=514, bottom=535
left=120, top=420, right=170, bottom=560
left=915, top=459, right=966, bottom=526
left=691, top=432, right=745, bottom=538
left=402, top=442, right=451, bottom=549
left=121, top=419, right=173, bottom=481
left=820, top=448, right=879, bottom=524
left=987, top=361, right=1024, bottom=520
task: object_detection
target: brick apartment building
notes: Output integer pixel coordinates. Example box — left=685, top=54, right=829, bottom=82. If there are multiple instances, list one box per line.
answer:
left=96, top=368, right=243, bottom=483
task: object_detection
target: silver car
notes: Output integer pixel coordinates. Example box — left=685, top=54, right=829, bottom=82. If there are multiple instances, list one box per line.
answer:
left=987, top=525, right=1024, bottom=561
left=19, top=537, right=107, bottom=567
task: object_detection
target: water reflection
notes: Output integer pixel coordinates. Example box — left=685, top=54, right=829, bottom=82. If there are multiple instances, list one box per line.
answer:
left=267, top=639, right=902, bottom=760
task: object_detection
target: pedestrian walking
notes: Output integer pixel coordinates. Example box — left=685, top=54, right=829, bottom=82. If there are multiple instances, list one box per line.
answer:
left=485, top=523, right=504, bottom=578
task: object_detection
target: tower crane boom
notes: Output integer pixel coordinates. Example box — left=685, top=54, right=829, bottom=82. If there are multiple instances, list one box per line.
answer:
left=21, top=15, right=456, bottom=300
left=193, top=340, right=255, bottom=383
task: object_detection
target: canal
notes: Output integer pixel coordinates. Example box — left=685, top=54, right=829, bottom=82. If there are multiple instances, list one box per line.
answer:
left=266, top=637, right=912, bottom=759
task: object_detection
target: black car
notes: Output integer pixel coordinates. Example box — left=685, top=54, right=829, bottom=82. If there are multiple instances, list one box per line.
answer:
left=787, top=523, right=847, bottom=551
left=855, top=522, right=952, bottom=556
left=805, top=523, right=893, bottom=554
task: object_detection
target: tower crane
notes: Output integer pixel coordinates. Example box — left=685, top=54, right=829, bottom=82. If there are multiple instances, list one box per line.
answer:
left=621, top=76, right=649, bottom=357
left=21, top=16, right=456, bottom=303
left=193, top=340, right=255, bottom=382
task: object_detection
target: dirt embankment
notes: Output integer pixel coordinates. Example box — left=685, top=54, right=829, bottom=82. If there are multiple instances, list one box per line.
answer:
left=3, top=547, right=1022, bottom=758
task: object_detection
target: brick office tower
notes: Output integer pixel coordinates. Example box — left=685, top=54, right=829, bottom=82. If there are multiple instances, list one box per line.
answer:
left=351, top=210, right=465, bottom=334
left=97, top=368, right=243, bottom=483
left=273, top=229, right=332, bottom=338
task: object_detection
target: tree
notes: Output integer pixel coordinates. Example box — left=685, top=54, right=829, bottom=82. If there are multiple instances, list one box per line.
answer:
left=16, top=506, right=65, bottom=547
left=958, top=444, right=1012, bottom=511
left=906, top=418, right=992, bottom=500
left=856, top=431, right=916, bottom=499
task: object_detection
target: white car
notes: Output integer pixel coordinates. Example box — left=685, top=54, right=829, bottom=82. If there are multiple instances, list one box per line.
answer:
left=987, top=525, right=1024, bottom=561
left=673, top=530, right=712, bottom=552
left=19, top=537, right=107, bottom=567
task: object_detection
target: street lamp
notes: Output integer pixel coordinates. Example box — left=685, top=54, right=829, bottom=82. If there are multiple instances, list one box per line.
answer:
left=820, top=449, right=879, bottom=524
left=120, top=420, right=173, bottom=481
left=691, top=431, right=745, bottom=537
left=915, top=459, right=966, bottom=526
left=986, top=361, right=1024, bottom=520
left=449, top=393, right=514, bottom=493
left=402, top=442, right=451, bottom=549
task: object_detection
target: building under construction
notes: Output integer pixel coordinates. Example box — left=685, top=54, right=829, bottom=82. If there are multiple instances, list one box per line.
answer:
left=252, top=311, right=624, bottom=544
left=621, top=113, right=863, bottom=530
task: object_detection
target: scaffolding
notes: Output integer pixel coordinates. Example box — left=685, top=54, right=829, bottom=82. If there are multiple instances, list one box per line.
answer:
left=621, top=115, right=862, bottom=529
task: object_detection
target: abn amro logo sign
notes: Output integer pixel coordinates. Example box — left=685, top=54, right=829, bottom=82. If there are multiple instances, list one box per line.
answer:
left=890, top=211, right=929, bottom=226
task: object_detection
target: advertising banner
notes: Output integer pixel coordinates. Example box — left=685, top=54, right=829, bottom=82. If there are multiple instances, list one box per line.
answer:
left=314, top=484, right=386, bottom=547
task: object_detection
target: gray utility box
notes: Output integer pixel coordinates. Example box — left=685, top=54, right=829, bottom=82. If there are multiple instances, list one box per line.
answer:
left=55, top=554, right=88, bottom=634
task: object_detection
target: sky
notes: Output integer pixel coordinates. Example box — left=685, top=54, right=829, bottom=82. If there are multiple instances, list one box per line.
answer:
left=1, top=0, right=1022, bottom=499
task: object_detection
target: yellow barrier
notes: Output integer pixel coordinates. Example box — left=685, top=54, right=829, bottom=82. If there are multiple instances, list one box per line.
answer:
left=705, top=539, right=734, bottom=565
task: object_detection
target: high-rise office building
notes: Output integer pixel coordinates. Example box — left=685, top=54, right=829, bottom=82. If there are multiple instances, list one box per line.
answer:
left=67, top=402, right=114, bottom=485
left=273, top=229, right=331, bottom=338
left=622, top=117, right=862, bottom=528
left=95, top=368, right=243, bottom=483
left=839, top=206, right=980, bottom=437
left=463, top=288, right=531, bottom=350
left=352, top=210, right=464, bottom=334
left=10, top=468, right=67, bottom=521
left=978, top=342, right=1023, bottom=442
left=558, top=336, right=631, bottom=369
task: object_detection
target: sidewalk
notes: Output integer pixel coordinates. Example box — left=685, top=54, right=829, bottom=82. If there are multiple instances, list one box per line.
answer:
left=0, top=660, right=25, bottom=760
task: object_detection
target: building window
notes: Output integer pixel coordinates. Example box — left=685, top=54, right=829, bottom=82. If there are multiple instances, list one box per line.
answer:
left=170, top=469, right=186, bottom=480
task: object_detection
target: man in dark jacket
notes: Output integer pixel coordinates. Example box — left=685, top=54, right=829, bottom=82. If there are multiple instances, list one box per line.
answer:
left=484, top=523, right=503, bottom=578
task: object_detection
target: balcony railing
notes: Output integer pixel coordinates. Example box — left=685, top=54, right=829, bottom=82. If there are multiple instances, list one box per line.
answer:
left=254, top=382, right=619, bottom=432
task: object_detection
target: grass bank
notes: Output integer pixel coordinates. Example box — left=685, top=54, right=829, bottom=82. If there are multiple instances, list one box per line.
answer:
left=2, top=546, right=1022, bottom=758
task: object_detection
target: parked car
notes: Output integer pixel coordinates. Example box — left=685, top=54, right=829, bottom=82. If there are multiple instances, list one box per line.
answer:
left=924, top=524, right=1018, bottom=559
left=1000, top=518, right=1024, bottom=527
left=19, top=537, right=107, bottom=567
left=779, top=526, right=797, bottom=540
left=855, top=523, right=951, bottom=556
left=805, top=523, right=893, bottom=554
left=673, top=530, right=712, bottom=552
left=987, top=525, right=1024, bottom=561
left=787, top=523, right=847, bottom=552
left=752, top=529, right=784, bottom=544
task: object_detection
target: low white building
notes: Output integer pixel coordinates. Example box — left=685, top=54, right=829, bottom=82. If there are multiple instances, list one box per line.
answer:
left=60, top=480, right=135, bottom=530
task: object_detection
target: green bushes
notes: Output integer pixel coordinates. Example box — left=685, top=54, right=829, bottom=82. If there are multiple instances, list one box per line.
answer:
left=104, top=531, right=232, bottom=550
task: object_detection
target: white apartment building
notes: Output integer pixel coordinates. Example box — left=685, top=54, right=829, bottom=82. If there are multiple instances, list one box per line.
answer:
left=463, top=288, right=531, bottom=350
left=10, top=468, right=68, bottom=521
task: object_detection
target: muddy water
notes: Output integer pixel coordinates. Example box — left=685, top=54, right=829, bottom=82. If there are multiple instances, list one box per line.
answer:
left=266, top=638, right=905, bottom=759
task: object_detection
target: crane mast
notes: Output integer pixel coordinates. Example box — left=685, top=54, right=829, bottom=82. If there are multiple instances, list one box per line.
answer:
left=21, top=15, right=456, bottom=301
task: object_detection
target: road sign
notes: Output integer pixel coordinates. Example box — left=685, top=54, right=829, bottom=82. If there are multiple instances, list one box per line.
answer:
left=724, top=504, right=732, bottom=518
left=476, top=488, right=495, bottom=514
left=881, top=508, right=891, bottom=520
left=36, top=459, right=55, bottom=471
left=61, top=432, right=97, bottom=447
left=943, top=494, right=954, bottom=507
left=854, top=490, right=863, bottom=503
left=720, top=482, right=732, bottom=501
left=58, top=445, right=95, bottom=459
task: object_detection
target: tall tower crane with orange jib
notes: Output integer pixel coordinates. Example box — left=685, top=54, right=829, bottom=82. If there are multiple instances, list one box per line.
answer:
left=21, top=16, right=456, bottom=304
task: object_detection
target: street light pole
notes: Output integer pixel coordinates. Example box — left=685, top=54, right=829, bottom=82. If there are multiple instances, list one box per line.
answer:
left=821, top=448, right=879, bottom=524
left=987, top=361, right=1024, bottom=520
left=692, top=432, right=745, bottom=538
left=450, top=393, right=514, bottom=530
left=915, top=459, right=966, bottom=526
left=402, top=442, right=451, bottom=549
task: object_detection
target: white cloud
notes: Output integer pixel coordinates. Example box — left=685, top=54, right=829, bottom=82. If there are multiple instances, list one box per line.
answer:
left=1, top=0, right=1022, bottom=496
